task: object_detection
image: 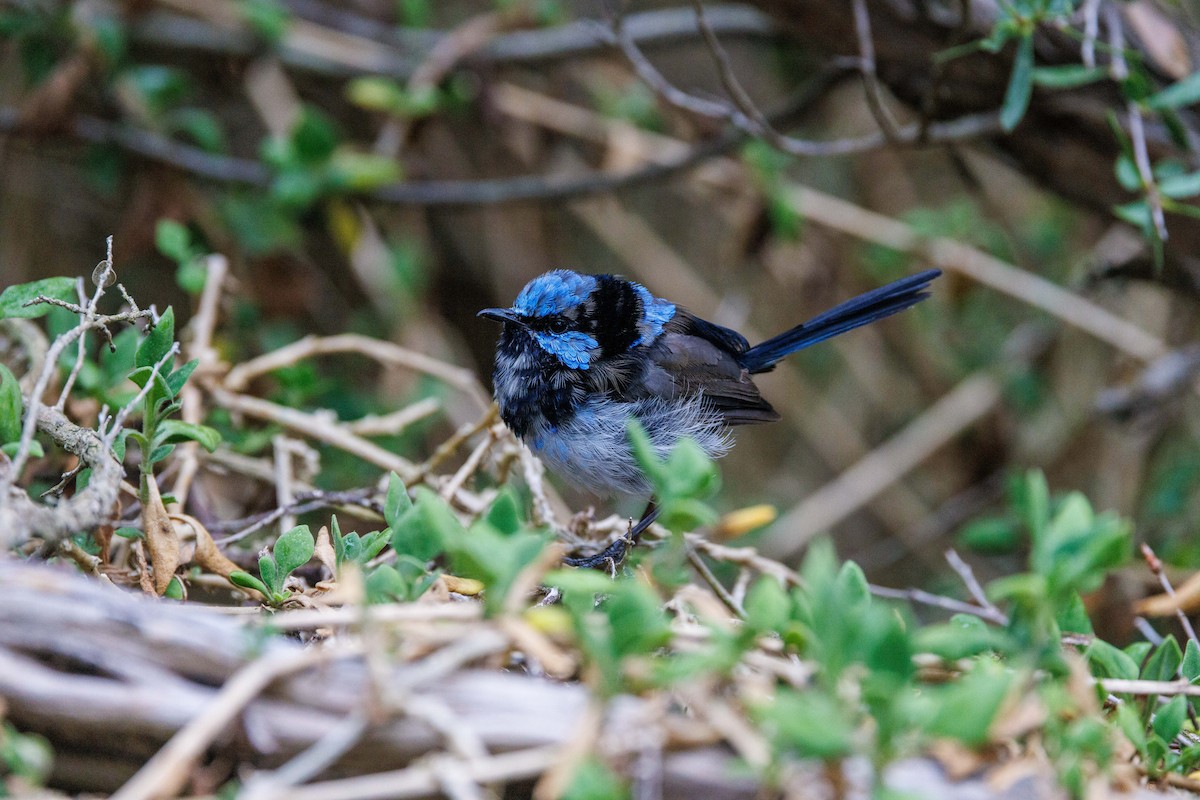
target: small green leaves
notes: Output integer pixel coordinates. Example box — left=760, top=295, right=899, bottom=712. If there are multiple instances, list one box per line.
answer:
left=1000, top=34, right=1035, bottom=132
left=1031, top=65, right=1107, bottom=90
left=626, top=421, right=719, bottom=533
left=156, top=420, right=220, bottom=451
left=923, top=660, right=1013, bottom=745
left=1147, top=72, right=1200, bottom=111
left=229, top=525, right=314, bottom=606
left=274, top=524, right=315, bottom=576
left=0, top=277, right=76, bottom=319
left=135, top=307, right=174, bottom=369
left=0, top=364, right=22, bottom=448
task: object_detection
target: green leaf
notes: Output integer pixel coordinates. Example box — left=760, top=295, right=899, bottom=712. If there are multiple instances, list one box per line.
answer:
left=383, top=472, right=412, bottom=529
left=391, top=487, right=450, bottom=563
left=1087, top=638, right=1140, bottom=681
left=0, top=364, right=22, bottom=443
left=626, top=420, right=666, bottom=487
left=606, top=582, right=672, bottom=658
left=760, top=687, right=854, bottom=759
left=0, top=277, right=76, bottom=319
left=156, top=420, right=220, bottom=451
left=1031, top=65, right=1107, bottom=89
left=273, top=525, right=315, bottom=576
left=484, top=490, right=522, bottom=535
left=835, top=560, right=870, bottom=610
left=136, top=307, right=175, bottom=368
left=114, top=526, right=144, bottom=540
left=924, top=660, right=1012, bottom=745
left=1183, top=639, right=1200, bottom=683
left=744, top=576, right=792, bottom=633
left=229, top=570, right=270, bottom=597
left=1115, top=154, right=1142, bottom=191
left=1159, top=171, right=1200, bottom=200
left=1116, top=703, right=1148, bottom=757
left=1154, top=695, right=1188, bottom=742
left=1020, top=470, right=1050, bottom=541
left=562, top=758, right=627, bottom=800
left=331, top=515, right=346, bottom=566
left=1147, top=72, right=1200, bottom=110
left=1000, top=34, right=1035, bottom=132
left=291, top=107, right=338, bottom=164
left=359, top=530, right=390, bottom=562
left=913, top=614, right=1015, bottom=660
left=258, top=555, right=280, bottom=595
left=1055, top=591, right=1094, bottom=635
left=165, top=359, right=199, bottom=397
left=148, top=443, right=175, bottom=464
left=1, top=440, right=41, bottom=458
left=164, top=575, right=185, bottom=600
left=155, top=219, right=193, bottom=263
left=1144, top=636, right=1183, bottom=682
left=327, top=151, right=403, bottom=191
left=365, top=563, right=408, bottom=603
left=958, top=516, right=1020, bottom=554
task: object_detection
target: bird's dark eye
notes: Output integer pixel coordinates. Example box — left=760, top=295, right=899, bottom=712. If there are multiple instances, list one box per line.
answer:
left=548, top=317, right=570, bottom=334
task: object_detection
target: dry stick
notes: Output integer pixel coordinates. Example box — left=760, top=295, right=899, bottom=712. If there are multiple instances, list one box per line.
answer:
left=764, top=373, right=1001, bottom=560
left=222, top=333, right=490, bottom=410
left=1098, top=678, right=1200, bottom=697
left=784, top=184, right=1167, bottom=362
left=173, top=254, right=229, bottom=508
left=344, top=397, right=440, bottom=435
left=609, top=1, right=1001, bottom=158
left=279, top=745, right=563, bottom=800
left=849, top=0, right=902, bottom=141
left=438, top=426, right=499, bottom=501
left=1140, top=543, right=1199, bottom=647
left=208, top=386, right=419, bottom=482
left=945, top=548, right=1008, bottom=625
left=869, top=583, right=1006, bottom=624
left=240, top=711, right=372, bottom=800
left=112, top=644, right=359, bottom=800
left=255, top=600, right=482, bottom=631
left=685, top=542, right=747, bottom=619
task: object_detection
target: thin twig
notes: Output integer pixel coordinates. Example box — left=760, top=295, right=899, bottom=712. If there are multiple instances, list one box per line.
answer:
left=685, top=542, right=747, bottom=619
left=945, top=549, right=1008, bottom=625
left=869, top=583, right=1007, bottom=624
left=1141, top=543, right=1199, bottom=647
left=222, top=333, right=490, bottom=410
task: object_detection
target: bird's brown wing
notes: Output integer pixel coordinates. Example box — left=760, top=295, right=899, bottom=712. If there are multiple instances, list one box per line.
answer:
left=626, top=312, right=780, bottom=426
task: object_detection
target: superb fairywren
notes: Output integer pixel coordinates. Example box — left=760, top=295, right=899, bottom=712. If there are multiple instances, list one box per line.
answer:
left=479, top=268, right=940, bottom=565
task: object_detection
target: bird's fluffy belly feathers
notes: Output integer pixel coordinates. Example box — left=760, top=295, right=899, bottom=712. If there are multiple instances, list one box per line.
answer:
left=524, top=395, right=731, bottom=496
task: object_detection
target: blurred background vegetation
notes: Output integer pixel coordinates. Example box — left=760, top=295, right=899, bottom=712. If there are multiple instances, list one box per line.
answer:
left=2, top=0, right=1199, bottom=597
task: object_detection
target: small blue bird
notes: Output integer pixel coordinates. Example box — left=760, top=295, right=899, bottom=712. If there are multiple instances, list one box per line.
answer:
left=479, top=268, right=940, bottom=565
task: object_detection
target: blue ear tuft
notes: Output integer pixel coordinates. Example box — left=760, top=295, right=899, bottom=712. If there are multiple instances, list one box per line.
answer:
left=632, top=283, right=675, bottom=346
left=514, top=270, right=597, bottom=317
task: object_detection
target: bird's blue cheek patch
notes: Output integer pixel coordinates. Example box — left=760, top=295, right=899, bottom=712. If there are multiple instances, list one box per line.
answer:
left=533, top=330, right=599, bottom=370
left=632, top=283, right=675, bottom=347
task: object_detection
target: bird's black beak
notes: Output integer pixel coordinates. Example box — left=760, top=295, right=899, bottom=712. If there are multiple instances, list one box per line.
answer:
left=478, top=308, right=522, bottom=325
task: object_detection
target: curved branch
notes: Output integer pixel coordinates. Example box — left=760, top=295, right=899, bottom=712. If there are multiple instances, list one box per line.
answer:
left=0, top=406, right=124, bottom=550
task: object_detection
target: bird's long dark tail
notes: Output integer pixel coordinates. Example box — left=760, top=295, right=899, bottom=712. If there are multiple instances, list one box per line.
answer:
left=742, top=269, right=941, bottom=373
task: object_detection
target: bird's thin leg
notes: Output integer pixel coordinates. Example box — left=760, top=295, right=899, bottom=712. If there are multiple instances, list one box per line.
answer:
left=563, top=499, right=659, bottom=569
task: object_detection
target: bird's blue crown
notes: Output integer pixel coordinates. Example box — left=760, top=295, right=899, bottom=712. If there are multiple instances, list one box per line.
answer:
left=504, top=270, right=675, bottom=370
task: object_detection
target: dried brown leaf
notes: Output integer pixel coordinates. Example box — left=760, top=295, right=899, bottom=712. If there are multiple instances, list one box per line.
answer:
left=314, top=524, right=337, bottom=574
left=141, top=473, right=179, bottom=595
